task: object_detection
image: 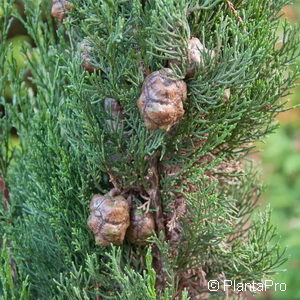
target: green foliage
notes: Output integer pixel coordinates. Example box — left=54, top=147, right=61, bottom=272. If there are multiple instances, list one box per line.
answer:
left=0, top=236, right=30, bottom=300
left=0, top=0, right=299, bottom=299
left=102, top=247, right=158, bottom=300
left=54, top=246, right=190, bottom=300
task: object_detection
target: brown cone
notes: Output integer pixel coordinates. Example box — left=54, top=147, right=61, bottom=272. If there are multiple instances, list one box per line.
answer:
left=126, top=208, right=155, bottom=245
left=137, top=68, right=187, bottom=130
left=79, top=40, right=100, bottom=72
left=87, top=194, right=130, bottom=246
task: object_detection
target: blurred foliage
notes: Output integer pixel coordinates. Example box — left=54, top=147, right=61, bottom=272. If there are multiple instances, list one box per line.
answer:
left=261, top=126, right=300, bottom=299
left=259, top=1, right=300, bottom=299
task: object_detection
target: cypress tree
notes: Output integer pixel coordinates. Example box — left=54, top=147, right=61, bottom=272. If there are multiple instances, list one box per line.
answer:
left=1, top=0, right=299, bottom=299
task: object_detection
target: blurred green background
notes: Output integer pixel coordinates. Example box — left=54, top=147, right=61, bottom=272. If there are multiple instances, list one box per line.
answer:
left=258, top=2, right=300, bottom=299
left=1, top=1, right=300, bottom=299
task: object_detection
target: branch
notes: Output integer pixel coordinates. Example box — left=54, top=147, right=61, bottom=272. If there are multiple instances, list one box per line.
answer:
left=146, top=152, right=166, bottom=290
left=0, top=175, right=18, bottom=284
left=0, top=175, right=10, bottom=212
left=147, top=153, right=165, bottom=235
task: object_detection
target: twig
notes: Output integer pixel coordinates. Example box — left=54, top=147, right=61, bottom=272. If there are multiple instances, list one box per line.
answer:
left=107, top=171, right=121, bottom=191
left=226, top=0, right=243, bottom=23
left=138, top=194, right=151, bottom=212
left=95, top=282, right=102, bottom=300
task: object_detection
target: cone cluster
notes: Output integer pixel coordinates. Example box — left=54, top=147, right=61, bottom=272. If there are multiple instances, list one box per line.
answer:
left=87, top=194, right=155, bottom=246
